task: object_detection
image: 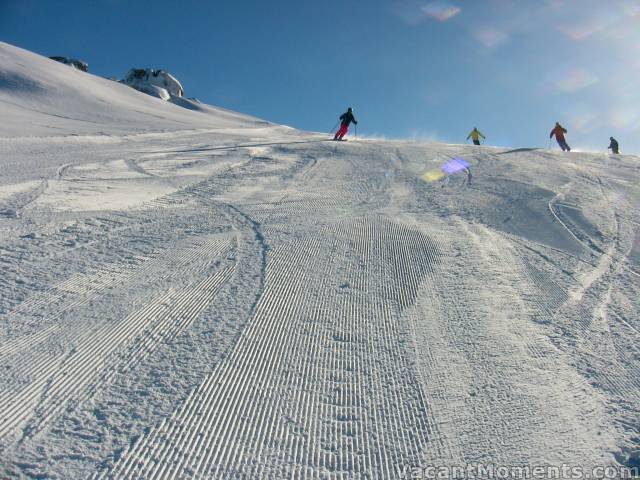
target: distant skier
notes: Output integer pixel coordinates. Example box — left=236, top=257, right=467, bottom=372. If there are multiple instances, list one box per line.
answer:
left=466, top=127, right=485, bottom=146
left=550, top=122, right=571, bottom=151
left=608, top=137, right=619, bottom=154
left=333, top=107, right=357, bottom=141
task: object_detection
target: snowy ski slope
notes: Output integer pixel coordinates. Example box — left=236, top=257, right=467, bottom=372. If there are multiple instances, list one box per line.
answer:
left=1, top=42, right=640, bottom=478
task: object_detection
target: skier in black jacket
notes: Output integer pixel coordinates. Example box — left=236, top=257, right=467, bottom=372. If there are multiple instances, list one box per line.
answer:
left=608, top=137, right=619, bottom=154
left=334, top=107, right=357, bottom=141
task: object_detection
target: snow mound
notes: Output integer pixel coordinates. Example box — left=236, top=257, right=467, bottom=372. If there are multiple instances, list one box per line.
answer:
left=122, top=68, right=184, bottom=100
left=0, top=42, right=270, bottom=138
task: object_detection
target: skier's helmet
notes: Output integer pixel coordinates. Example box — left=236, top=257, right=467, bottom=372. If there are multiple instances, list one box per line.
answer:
left=347, top=107, right=353, bottom=112
left=610, top=136, right=614, bottom=140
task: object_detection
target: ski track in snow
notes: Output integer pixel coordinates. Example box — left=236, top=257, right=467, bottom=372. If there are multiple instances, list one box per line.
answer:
left=0, top=236, right=232, bottom=360
left=0, top=235, right=235, bottom=442
left=2, top=126, right=640, bottom=474
left=0, top=178, right=48, bottom=218
left=98, top=217, right=441, bottom=479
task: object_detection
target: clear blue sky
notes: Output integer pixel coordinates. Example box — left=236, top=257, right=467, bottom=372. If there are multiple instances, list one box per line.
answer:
left=2, top=0, right=639, bottom=153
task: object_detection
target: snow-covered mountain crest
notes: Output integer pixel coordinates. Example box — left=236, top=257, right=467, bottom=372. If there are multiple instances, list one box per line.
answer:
left=0, top=42, right=269, bottom=138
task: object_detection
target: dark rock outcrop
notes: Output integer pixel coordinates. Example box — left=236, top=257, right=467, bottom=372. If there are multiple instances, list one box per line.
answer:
left=49, top=56, right=88, bottom=72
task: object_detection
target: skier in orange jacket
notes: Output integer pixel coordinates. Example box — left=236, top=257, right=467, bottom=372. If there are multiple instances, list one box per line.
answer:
left=550, top=122, right=571, bottom=151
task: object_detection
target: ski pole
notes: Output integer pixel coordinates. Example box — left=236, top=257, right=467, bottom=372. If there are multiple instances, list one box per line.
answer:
left=329, top=120, right=339, bottom=134
left=354, top=124, right=357, bottom=138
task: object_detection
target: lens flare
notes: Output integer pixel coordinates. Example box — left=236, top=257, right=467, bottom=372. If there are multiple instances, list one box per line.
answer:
left=422, top=2, right=461, bottom=22
left=546, top=67, right=599, bottom=93
left=441, top=157, right=470, bottom=175
left=422, top=157, right=470, bottom=183
left=422, top=169, right=446, bottom=182
left=609, top=108, right=640, bottom=130
left=473, top=28, right=509, bottom=48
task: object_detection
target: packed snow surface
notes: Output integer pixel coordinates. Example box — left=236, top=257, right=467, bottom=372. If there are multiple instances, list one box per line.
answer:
left=1, top=42, right=640, bottom=478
